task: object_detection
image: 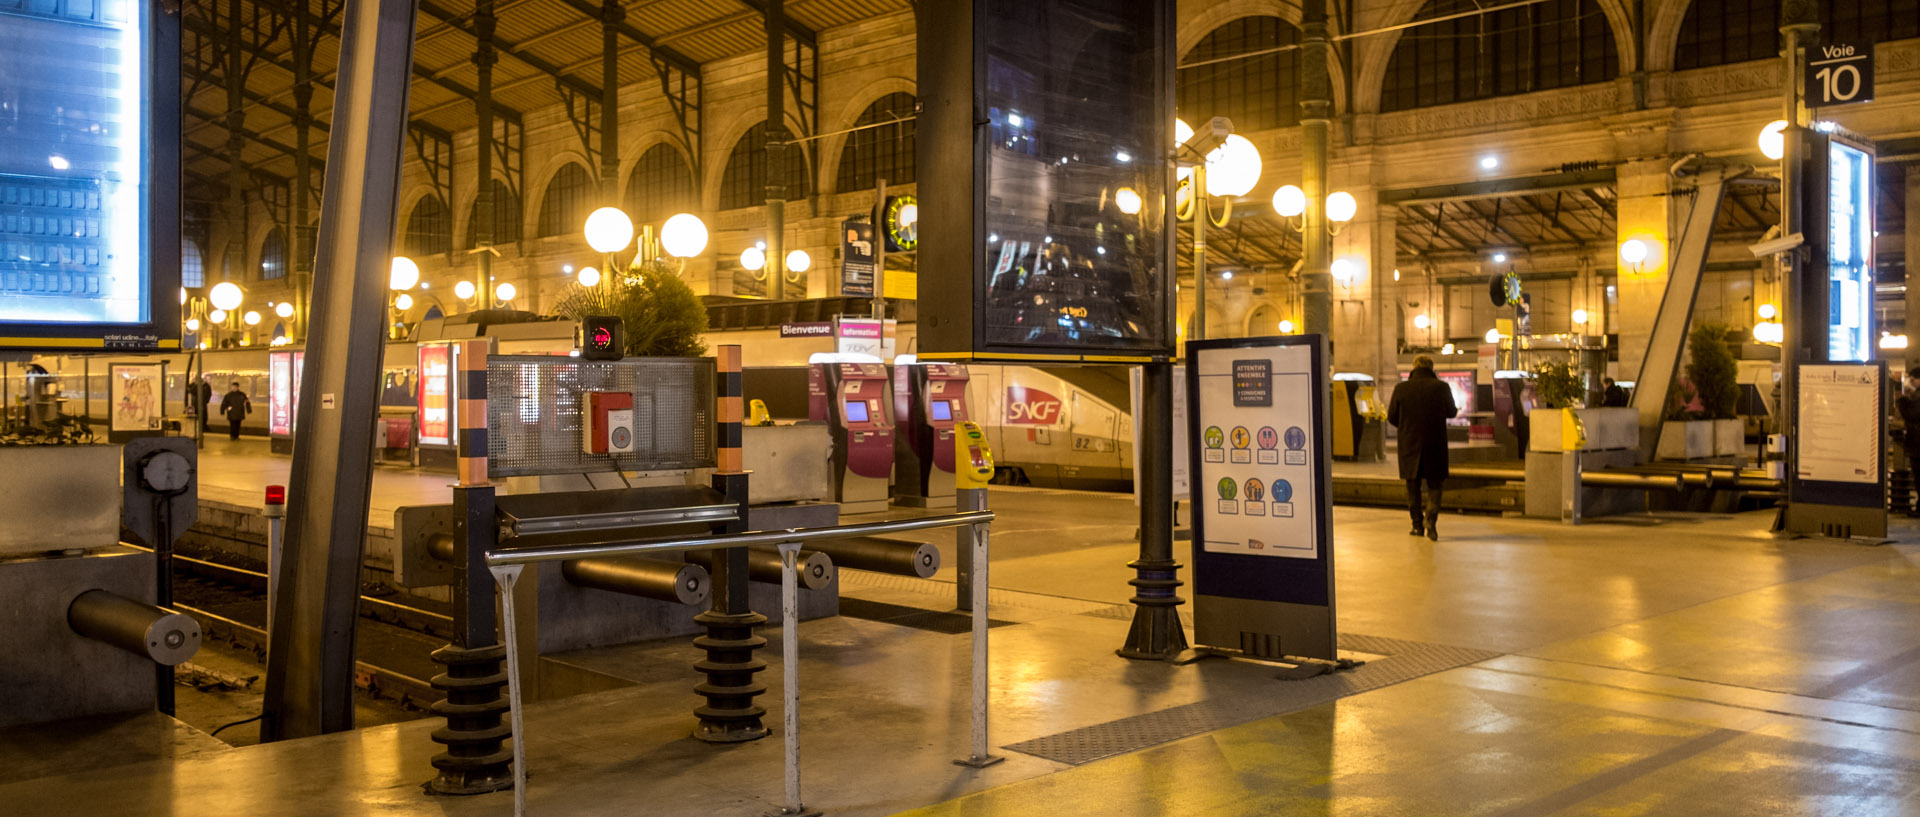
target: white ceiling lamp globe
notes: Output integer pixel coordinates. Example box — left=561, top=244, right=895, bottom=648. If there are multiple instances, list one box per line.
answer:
left=740, top=247, right=766, bottom=271
left=577, top=266, right=601, bottom=287
left=1758, top=303, right=1777, bottom=320
left=660, top=213, right=709, bottom=258
left=275, top=301, right=295, bottom=318
left=389, top=256, right=420, bottom=291
left=243, top=310, right=261, bottom=326
left=208, top=309, right=227, bottom=325
left=395, top=293, right=414, bottom=311
left=1413, top=314, right=1431, bottom=330
left=584, top=207, right=635, bottom=254
left=1204, top=134, right=1261, bottom=197
left=1272, top=184, right=1306, bottom=218
left=785, top=249, right=812, bottom=273
left=179, top=287, right=187, bottom=304
left=209, top=281, right=244, bottom=311
left=1571, top=308, right=1589, bottom=325
left=1485, top=328, right=1503, bottom=344
left=185, top=318, right=200, bottom=332
left=1619, top=238, right=1649, bottom=266
left=454, top=280, right=476, bottom=300
left=1758, top=120, right=1788, bottom=161
left=1115, top=187, right=1142, bottom=215
left=1326, top=191, right=1358, bottom=224
left=1278, top=319, right=1295, bottom=334
left=495, top=282, right=517, bottom=302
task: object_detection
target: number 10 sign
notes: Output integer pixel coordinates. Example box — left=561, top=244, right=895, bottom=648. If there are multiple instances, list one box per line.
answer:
left=1807, top=41, right=1873, bottom=107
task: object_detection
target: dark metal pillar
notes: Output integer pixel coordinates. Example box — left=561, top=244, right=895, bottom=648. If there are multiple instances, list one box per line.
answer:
left=224, top=0, right=246, bottom=287
left=601, top=0, right=622, bottom=206
left=426, top=483, right=513, bottom=794
left=292, top=6, right=314, bottom=342
left=765, top=0, right=787, bottom=299
left=1118, top=361, right=1189, bottom=660
left=261, top=0, right=420, bottom=741
left=694, top=346, right=768, bottom=742
left=473, top=0, right=497, bottom=310
left=1300, top=0, right=1333, bottom=338
left=1778, top=4, right=1818, bottom=518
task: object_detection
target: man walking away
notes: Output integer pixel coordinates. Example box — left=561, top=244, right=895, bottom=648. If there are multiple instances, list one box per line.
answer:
left=219, top=381, right=251, bottom=441
left=1601, top=377, right=1629, bottom=407
left=1388, top=356, right=1458, bottom=540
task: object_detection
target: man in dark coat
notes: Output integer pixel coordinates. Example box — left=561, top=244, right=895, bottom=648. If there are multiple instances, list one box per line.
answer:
left=219, top=381, right=251, bottom=441
left=1601, top=377, right=1629, bottom=407
left=1388, top=356, right=1458, bottom=540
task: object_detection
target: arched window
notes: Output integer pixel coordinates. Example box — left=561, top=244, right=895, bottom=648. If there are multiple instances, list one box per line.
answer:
left=1676, top=0, right=1918, bottom=71
left=466, top=179, right=522, bottom=248
left=719, top=122, right=810, bottom=211
left=258, top=228, right=287, bottom=280
left=536, top=163, right=595, bottom=238
left=837, top=93, right=917, bottom=194
left=1179, top=17, right=1300, bottom=132
left=404, top=196, right=452, bottom=257
left=1380, top=0, right=1618, bottom=112
left=624, top=143, right=697, bottom=227
left=181, top=239, right=205, bottom=289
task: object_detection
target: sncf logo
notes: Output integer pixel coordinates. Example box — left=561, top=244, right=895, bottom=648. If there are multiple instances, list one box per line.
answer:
left=1006, top=386, right=1063, bottom=425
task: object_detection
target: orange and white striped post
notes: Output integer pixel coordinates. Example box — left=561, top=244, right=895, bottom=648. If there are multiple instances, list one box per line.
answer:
left=715, top=344, right=745, bottom=475
left=692, top=344, right=769, bottom=743
left=455, top=339, right=489, bottom=486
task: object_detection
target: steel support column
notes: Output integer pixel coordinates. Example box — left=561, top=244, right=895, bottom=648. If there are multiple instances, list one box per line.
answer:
left=601, top=0, right=622, bottom=205
left=292, top=5, right=315, bottom=342
left=1778, top=6, right=1818, bottom=516
left=473, top=1, right=497, bottom=312
left=765, top=0, right=787, bottom=299
left=261, top=0, right=420, bottom=741
left=1300, top=0, right=1333, bottom=337
left=1118, top=361, right=1188, bottom=660
left=224, top=0, right=247, bottom=286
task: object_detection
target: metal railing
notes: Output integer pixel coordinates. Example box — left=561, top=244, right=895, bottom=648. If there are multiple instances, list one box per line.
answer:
left=483, top=509, right=999, bottom=817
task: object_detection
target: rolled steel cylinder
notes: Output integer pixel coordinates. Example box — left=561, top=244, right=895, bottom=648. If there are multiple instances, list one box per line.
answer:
left=67, top=589, right=201, bottom=666
left=746, top=547, right=835, bottom=590
left=1580, top=471, right=1684, bottom=491
left=808, top=537, right=940, bottom=579
left=427, top=534, right=457, bottom=563
left=562, top=556, right=710, bottom=606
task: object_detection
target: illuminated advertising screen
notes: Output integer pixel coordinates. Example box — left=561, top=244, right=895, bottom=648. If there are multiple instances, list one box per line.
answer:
left=1405, top=369, right=1477, bottom=427
left=1825, top=140, right=1873, bottom=363
left=418, top=343, right=453, bottom=446
left=0, top=0, right=179, bottom=351
left=918, top=0, right=1173, bottom=362
left=269, top=350, right=304, bottom=437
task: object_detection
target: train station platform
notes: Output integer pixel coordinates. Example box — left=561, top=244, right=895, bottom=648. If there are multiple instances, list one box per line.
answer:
left=5, top=476, right=1919, bottom=815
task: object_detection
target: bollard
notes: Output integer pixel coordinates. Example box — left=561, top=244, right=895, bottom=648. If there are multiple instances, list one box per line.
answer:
left=68, top=589, right=201, bottom=666
left=490, top=564, right=529, bottom=817
left=768, top=542, right=820, bottom=817
left=955, top=518, right=1002, bottom=768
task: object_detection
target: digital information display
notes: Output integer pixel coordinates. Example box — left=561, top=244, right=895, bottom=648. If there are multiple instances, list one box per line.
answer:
left=844, top=401, right=870, bottom=424
left=1825, top=140, right=1873, bottom=363
left=930, top=400, right=953, bottom=421
left=418, top=343, right=453, bottom=446
left=0, top=0, right=178, bottom=350
left=269, top=350, right=304, bottom=437
left=918, top=0, right=1173, bottom=362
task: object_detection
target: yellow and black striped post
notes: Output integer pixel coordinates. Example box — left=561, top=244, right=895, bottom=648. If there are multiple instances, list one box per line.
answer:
left=693, top=344, right=769, bottom=742
left=427, top=338, right=513, bottom=795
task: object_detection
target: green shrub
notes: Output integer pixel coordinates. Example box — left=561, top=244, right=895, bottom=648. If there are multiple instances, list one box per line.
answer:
left=1684, top=321, right=1739, bottom=419
left=1531, top=359, right=1584, bottom=409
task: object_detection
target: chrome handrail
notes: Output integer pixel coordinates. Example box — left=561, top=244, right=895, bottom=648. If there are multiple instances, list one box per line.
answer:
left=486, top=510, right=995, bottom=566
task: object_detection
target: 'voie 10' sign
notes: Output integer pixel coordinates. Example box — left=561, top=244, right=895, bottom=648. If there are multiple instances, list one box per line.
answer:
left=1807, top=41, right=1873, bottom=107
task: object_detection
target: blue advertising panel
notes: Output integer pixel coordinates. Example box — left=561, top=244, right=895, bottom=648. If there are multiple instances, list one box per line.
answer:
left=1824, top=138, right=1873, bottom=363
left=1186, top=334, right=1337, bottom=662
left=0, top=0, right=179, bottom=351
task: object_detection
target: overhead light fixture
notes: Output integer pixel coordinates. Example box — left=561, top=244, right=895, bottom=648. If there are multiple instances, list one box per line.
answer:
left=785, top=249, right=812, bottom=273
left=454, top=280, right=476, bottom=300
left=659, top=213, right=709, bottom=258
left=740, top=247, right=766, bottom=271
left=1492, top=252, right=1508, bottom=264
left=1413, top=314, right=1431, bottom=330
left=1758, top=120, right=1788, bottom=161
left=389, top=256, right=420, bottom=291
left=495, top=282, right=517, bottom=302
left=1480, top=156, right=1499, bottom=170
left=1115, top=187, right=1142, bottom=215
left=1571, top=308, right=1589, bottom=325
left=275, top=301, right=294, bottom=318
left=1278, top=319, right=1295, bottom=334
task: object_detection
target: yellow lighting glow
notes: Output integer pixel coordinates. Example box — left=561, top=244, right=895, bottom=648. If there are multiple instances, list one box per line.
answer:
left=454, top=280, right=476, bottom=300
left=395, top=293, right=414, bottom=311
left=785, top=250, right=812, bottom=273
left=660, top=213, right=709, bottom=258
left=1278, top=319, right=1295, bottom=334
left=1203, top=134, right=1262, bottom=198
left=208, top=309, right=227, bottom=324
left=1272, top=185, right=1306, bottom=218
left=209, top=281, right=243, bottom=311
left=275, top=301, right=295, bottom=318
left=740, top=247, right=766, bottom=271
left=577, top=266, right=601, bottom=287
left=1413, top=314, right=1431, bottom=330
left=1325, top=191, right=1358, bottom=224
left=243, top=310, right=261, bottom=326
left=495, top=282, right=517, bottom=302
left=185, top=318, right=200, bottom=332
left=1619, top=238, right=1649, bottom=266
left=1758, top=303, right=1777, bottom=320
left=389, top=256, right=420, bottom=291
left=1572, top=308, right=1589, bottom=325
left=584, top=207, right=635, bottom=254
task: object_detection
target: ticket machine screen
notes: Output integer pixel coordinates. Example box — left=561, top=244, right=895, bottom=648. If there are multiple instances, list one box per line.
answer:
left=844, top=400, right=870, bottom=423
left=930, top=400, right=953, bottom=421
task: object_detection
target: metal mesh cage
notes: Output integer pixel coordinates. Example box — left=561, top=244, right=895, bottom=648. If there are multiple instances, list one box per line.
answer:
left=486, top=355, right=716, bottom=477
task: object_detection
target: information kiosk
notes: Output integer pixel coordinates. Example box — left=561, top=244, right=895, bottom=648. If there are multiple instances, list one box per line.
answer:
left=810, top=362, right=896, bottom=514
left=893, top=361, right=970, bottom=508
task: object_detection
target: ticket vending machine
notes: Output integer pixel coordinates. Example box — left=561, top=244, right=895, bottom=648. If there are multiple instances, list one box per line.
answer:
left=810, top=363, right=896, bottom=514
left=893, top=363, right=970, bottom=508
left=1331, top=374, right=1385, bottom=461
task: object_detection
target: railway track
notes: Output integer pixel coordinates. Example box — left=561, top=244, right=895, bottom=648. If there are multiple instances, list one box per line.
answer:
left=133, top=542, right=450, bottom=711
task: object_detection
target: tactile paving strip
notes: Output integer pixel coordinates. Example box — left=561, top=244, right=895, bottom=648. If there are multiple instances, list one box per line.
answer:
left=1004, top=631, right=1502, bottom=766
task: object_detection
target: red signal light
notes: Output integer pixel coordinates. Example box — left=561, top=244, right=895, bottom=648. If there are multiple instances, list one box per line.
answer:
left=265, top=485, right=286, bottom=506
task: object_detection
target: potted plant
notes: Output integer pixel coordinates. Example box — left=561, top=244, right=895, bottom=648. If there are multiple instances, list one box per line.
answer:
left=1528, top=359, right=1637, bottom=452
left=1657, top=322, right=1742, bottom=460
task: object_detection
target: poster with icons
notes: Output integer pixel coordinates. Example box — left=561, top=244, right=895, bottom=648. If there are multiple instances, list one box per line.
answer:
left=1185, top=334, right=1336, bottom=662
left=1190, top=341, right=1320, bottom=559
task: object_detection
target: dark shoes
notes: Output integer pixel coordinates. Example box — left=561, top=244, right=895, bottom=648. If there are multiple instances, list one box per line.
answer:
left=1425, top=524, right=1439, bottom=541
left=1409, top=525, right=1425, bottom=537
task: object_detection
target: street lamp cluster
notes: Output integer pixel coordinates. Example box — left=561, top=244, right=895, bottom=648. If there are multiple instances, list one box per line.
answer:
left=582, top=206, right=709, bottom=287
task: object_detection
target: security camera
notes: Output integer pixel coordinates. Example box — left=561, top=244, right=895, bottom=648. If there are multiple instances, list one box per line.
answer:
left=1178, top=116, right=1234, bottom=160
left=1749, top=232, right=1804, bottom=258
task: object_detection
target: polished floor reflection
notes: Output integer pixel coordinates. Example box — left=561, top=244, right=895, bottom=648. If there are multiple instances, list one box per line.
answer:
left=1, top=490, right=1915, bottom=816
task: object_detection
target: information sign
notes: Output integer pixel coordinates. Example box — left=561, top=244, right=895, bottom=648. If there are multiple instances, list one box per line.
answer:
left=1786, top=361, right=1887, bottom=539
left=269, top=350, right=305, bottom=438
left=108, top=363, right=164, bottom=441
left=1186, top=335, right=1336, bottom=661
left=1806, top=41, right=1873, bottom=107
left=841, top=220, right=875, bottom=297
left=417, top=343, right=454, bottom=447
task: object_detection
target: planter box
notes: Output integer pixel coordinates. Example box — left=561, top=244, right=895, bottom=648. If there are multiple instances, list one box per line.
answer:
left=1712, top=418, right=1744, bottom=458
left=1656, top=420, right=1713, bottom=460
left=1529, top=407, right=1638, bottom=453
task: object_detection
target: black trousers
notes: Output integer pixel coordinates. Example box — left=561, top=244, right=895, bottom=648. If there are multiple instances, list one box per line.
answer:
left=229, top=418, right=242, bottom=440
left=1405, top=478, right=1443, bottom=527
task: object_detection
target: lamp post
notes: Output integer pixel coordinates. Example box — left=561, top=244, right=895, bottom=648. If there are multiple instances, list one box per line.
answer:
left=583, top=206, right=709, bottom=286
left=1175, top=117, right=1260, bottom=342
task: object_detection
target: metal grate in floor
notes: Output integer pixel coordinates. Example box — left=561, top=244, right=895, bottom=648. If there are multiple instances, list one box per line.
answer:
left=1004, top=632, right=1502, bottom=766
